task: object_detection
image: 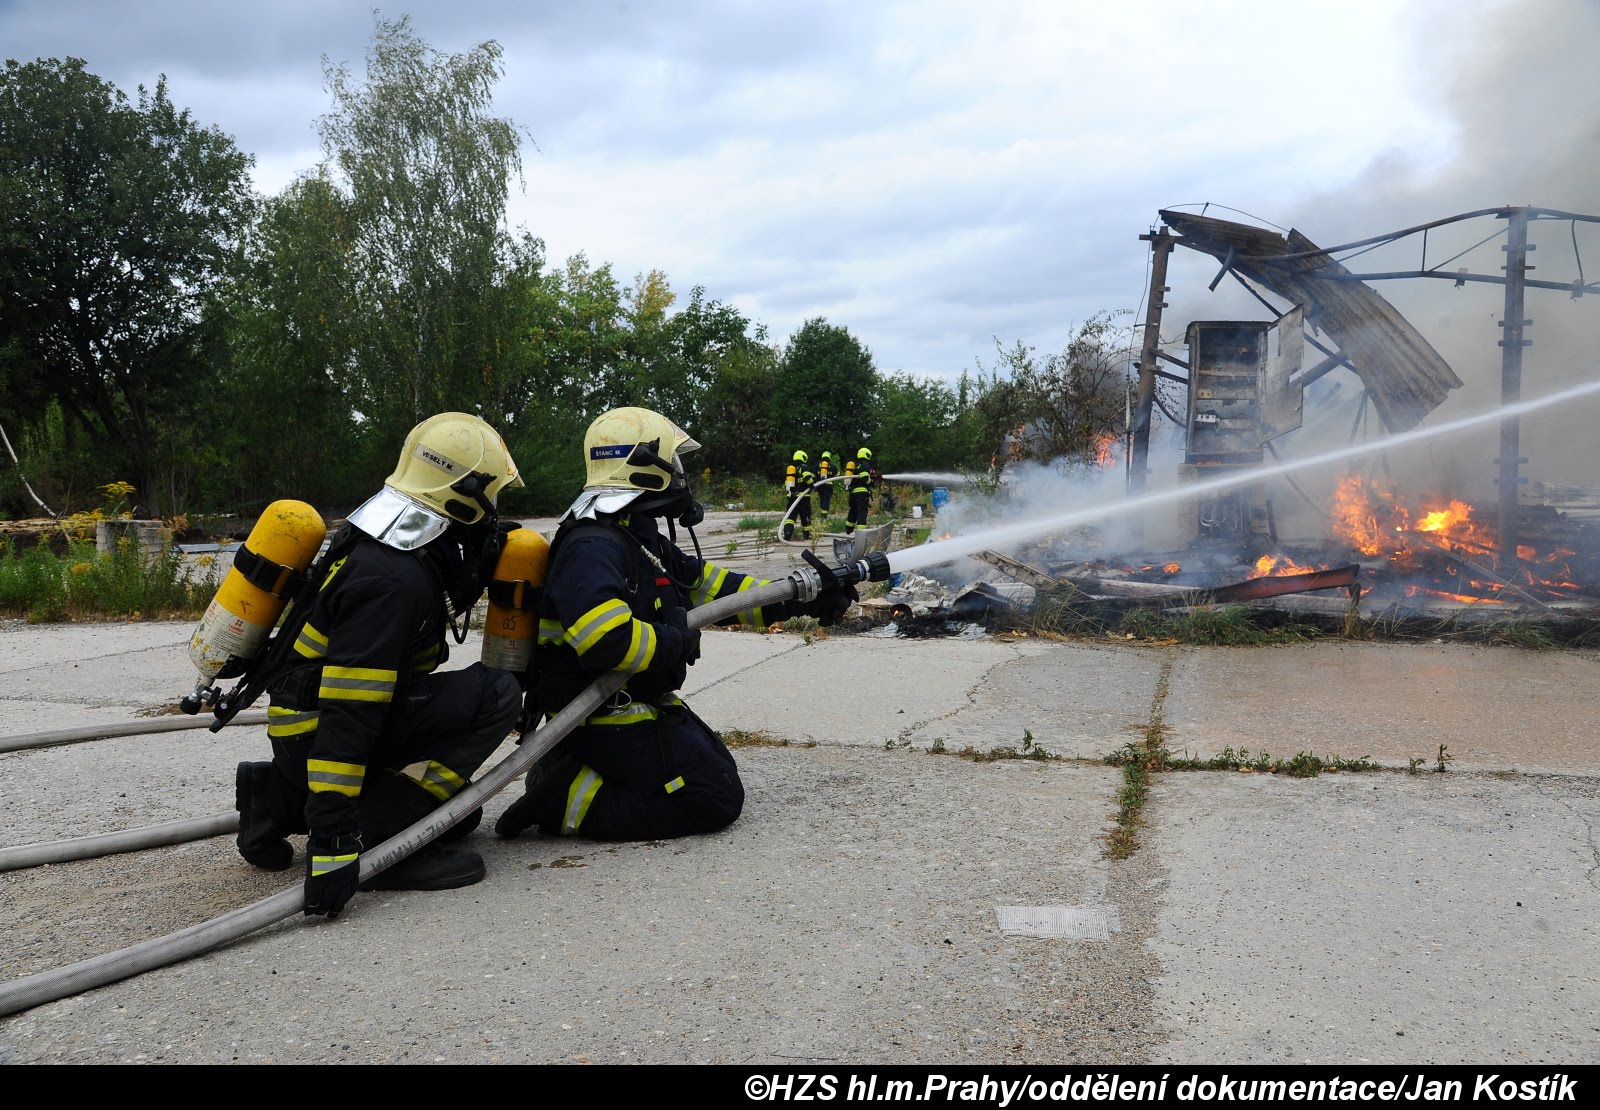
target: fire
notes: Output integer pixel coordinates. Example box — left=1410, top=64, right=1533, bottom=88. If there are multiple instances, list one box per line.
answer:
left=1089, top=432, right=1120, bottom=469
left=1328, top=474, right=1409, bottom=558
left=1163, top=562, right=1181, bottom=574
left=1328, top=470, right=1587, bottom=604
left=1251, top=554, right=1320, bottom=577
left=1329, top=474, right=1496, bottom=559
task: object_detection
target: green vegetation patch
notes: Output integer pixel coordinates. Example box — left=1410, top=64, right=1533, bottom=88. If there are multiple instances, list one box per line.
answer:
left=0, top=536, right=219, bottom=622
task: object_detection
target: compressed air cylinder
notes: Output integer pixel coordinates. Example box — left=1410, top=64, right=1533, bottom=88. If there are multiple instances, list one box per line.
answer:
left=481, top=528, right=550, bottom=673
left=188, top=500, right=326, bottom=683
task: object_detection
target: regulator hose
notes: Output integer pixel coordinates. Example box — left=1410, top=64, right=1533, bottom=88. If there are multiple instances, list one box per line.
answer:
left=0, top=561, right=898, bottom=1019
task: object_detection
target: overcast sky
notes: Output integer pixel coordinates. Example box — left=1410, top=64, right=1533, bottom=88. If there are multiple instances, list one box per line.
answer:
left=4, top=0, right=1592, bottom=427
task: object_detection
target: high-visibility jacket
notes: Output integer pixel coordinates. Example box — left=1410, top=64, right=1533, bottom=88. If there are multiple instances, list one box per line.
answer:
left=846, top=458, right=872, bottom=493
left=265, top=532, right=451, bottom=837
left=532, top=514, right=793, bottom=728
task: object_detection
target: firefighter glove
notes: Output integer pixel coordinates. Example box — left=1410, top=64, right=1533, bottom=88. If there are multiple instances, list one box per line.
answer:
left=670, top=608, right=701, bottom=666
left=800, top=549, right=859, bottom=626
left=304, top=832, right=362, bottom=919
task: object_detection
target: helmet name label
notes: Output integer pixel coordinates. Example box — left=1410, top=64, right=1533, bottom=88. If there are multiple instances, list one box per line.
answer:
left=415, top=445, right=462, bottom=475
left=590, top=444, right=633, bottom=460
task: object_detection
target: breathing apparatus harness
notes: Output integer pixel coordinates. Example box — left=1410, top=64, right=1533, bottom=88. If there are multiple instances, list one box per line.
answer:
left=196, top=473, right=513, bottom=731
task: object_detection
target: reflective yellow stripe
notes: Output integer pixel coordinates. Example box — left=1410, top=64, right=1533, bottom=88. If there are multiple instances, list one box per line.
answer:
left=294, top=622, right=329, bottom=659
left=586, top=703, right=659, bottom=726
left=410, top=643, right=440, bottom=672
left=691, top=564, right=729, bottom=606
left=267, top=706, right=320, bottom=737
left=307, top=759, right=365, bottom=797
left=319, top=665, right=397, bottom=703
left=559, top=765, right=603, bottom=834
left=537, top=617, right=564, bottom=645
left=566, top=600, right=632, bottom=656
left=733, top=576, right=770, bottom=627
left=402, top=759, right=467, bottom=803
left=615, top=620, right=656, bottom=673
left=310, top=851, right=358, bottom=876
left=664, top=776, right=685, bottom=794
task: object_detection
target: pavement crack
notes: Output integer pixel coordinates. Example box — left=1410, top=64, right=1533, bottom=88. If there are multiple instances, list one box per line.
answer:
left=685, top=636, right=809, bottom=698
left=1534, top=776, right=1600, bottom=889
left=893, top=636, right=1029, bottom=743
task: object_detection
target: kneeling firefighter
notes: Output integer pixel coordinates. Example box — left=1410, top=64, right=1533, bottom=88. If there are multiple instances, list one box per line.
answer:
left=234, top=412, right=526, bottom=919
left=495, top=406, right=857, bottom=841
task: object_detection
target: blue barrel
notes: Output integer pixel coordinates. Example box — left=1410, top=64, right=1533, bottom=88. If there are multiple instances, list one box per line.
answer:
left=931, top=487, right=950, bottom=512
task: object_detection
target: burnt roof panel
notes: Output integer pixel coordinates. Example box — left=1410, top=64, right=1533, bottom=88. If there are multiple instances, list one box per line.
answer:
left=1159, top=209, right=1462, bottom=432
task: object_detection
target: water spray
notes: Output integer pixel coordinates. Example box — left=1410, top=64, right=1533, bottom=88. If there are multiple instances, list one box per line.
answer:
left=888, top=381, right=1600, bottom=574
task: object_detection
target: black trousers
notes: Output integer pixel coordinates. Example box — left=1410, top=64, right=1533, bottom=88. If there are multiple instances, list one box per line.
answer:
left=783, top=497, right=812, bottom=539
left=541, top=703, right=744, bottom=841
left=846, top=490, right=870, bottom=531
left=817, top=484, right=832, bottom=512
left=268, top=662, right=521, bottom=845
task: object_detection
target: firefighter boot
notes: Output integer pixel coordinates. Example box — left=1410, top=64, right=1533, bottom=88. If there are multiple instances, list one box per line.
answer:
left=494, top=750, right=581, bottom=839
left=359, top=842, right=487, bottom=891
left=235, top=761, right=294, bottom=872
left=438, top=805, right=482, bottom=842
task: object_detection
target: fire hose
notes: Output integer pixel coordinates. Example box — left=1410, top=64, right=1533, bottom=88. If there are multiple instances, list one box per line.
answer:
left=0, top=710, right=271, bottom=755
left=0, top=551, right=891, bottom=1019
left=778, top=475, right=854, bottom=546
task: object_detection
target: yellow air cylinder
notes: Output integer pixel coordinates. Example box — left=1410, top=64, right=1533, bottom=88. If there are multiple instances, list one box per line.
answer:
left=481, top=528, right=550, bottom=673
left=188, top=500, right=326, bottom=683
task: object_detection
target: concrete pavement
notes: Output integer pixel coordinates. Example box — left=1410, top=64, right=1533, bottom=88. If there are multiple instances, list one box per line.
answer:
left=0, top=561, right=1597, bottom=1063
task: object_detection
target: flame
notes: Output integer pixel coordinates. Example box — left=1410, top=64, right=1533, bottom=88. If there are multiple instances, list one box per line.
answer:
left=1089, top=432, right=1119, bottom=469
left=1328, top=471, right=1590, bottom=603
left=1329, top=474, right=1409, bottom=557
left=1251, top=554, right=1321, bottom=578
left=1163, top=562, right=1181, bottom=574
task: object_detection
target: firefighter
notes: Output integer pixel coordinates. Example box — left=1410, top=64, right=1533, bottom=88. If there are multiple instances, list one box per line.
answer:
left=783, top=463, right=815, bottom=541
left=844, top=447, right=873, bottom=533
left=783, top=449, right=807, bottom=501
left=233, top=412, right=526, bottom=919
left=494, top=406, right=856, bottom=842
left=816, top=451, right=836, bottom=513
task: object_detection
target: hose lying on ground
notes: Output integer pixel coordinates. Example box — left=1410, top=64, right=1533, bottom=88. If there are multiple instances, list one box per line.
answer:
left=0, top=711, right=271, bottom=755
left=0, top=813, right=241, bottom=873
left=0, top=570, right=843, bottom=1019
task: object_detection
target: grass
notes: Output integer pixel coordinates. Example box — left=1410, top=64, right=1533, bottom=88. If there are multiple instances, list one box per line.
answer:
left=0, top=535, right=219, bottom=622
left=721, top=728, right=816, bottom=749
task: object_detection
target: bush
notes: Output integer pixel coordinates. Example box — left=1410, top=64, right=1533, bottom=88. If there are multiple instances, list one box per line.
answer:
left=0, top=536, right=220, bottom=622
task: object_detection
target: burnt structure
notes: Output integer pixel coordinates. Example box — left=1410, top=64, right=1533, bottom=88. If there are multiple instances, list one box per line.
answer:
left=1130, top=205, right=1600, bottom=557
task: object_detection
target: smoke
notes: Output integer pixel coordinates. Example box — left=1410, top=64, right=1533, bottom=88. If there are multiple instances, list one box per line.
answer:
left=1159, top=0, right=1600, bottom=512
left=921, top=422, right=1191, bottom=582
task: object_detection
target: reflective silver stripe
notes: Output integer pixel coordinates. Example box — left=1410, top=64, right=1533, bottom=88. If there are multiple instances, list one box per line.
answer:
left=420, top=763, right=465, bottom=798
left=320, top=676, right=394, bottom=693
left=561, top=766, right=604, bottom=833
left=310, top=853, right=358, bottom=876
left=307, top=767, right=364, bottom=792
left=566, top=601, right=631, bottom=654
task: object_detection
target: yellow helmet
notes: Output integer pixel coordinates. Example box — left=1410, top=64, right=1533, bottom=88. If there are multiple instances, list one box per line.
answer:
left=385, top=412, right=523, bottom=526
left=583, top=406, right=700, bottom=495
left=792, top=449, right=808, bottom=463
left=857, top=447, right=873, bottom=460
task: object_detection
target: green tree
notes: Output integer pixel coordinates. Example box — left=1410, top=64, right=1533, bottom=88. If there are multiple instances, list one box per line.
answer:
left=218, top=170, right=365, bottom=509
left=0, top=57, right=254, bottom=515
left=873, top=373, right=960, bottom=471
left=772, top=317, right=878, bottom=460
left=973, top=311, right=1132, bottom=471
left=317, top=14, right=533, bottom=445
